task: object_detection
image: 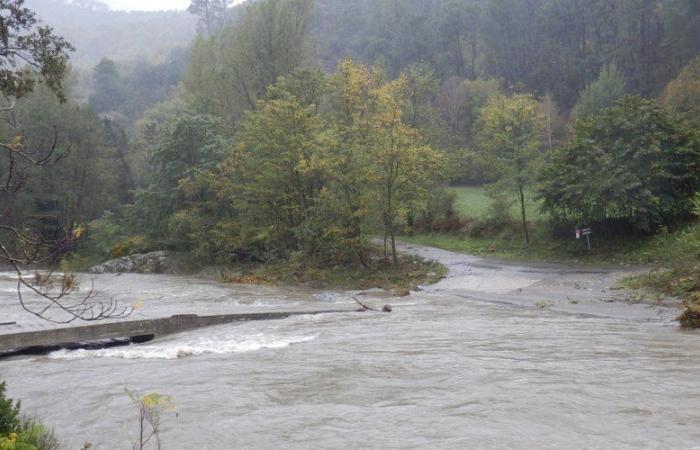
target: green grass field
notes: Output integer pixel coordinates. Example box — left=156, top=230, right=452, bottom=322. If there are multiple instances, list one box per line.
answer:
left=404, top=185, right=700, bottom=267
left=447, top=186, right=545, bottom=221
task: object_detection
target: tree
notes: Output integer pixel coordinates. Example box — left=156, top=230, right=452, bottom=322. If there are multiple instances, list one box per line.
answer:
left=210, top=93, right=330, bottom=260
left=128, top=114, right=228, bottom=245
left=477, top=93, right=544, bottom=245
left=372, top=76, right=444, bottom=265
left=0, top=0, right=73, bottom=101
left=323, top=60, right=386, bottom=265
left=188, top=0, right=231, bottom=36
left=661, top=56, right=700, bottom=129
left=89, top=58, right=126, bottom=114
left=183, top=0, right=315, bottom=122
left=572, top=64, right=627, bottom=119
left=540, top=96, right=700, bottom=231
left=0, top=1, right=132, bottom=322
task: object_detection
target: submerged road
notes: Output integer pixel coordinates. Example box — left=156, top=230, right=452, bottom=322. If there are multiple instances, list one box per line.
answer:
left=0, top=244, right=696, bottom=449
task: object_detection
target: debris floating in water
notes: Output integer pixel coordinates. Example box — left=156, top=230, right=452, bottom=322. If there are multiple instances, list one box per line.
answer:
left=353, top=297, right=392, bottom=313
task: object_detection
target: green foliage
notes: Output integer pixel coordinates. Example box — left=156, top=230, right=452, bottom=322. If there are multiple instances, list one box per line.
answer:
left=173, top=61, right=446, bottom=266
left=540, top=96, right=700, bottom=231
left=126, top=114, right=229, bottom=245
left=572, top=65, right=627, bottom=119
left=661, top=56, right=700, bottom=129
left=183, top=0, right=315, bottom=121
left=89, top=59, right=126, bottom=114
left=246, top=252, right=447, bottom=291
left=0, top=1, right=73, bottom=100
left=0, top=83, right=126, bottom=257
left=0, top=384, right=20, bottom=437
left=0, top=384, right=57, bottom=450
left=477, top=93, right=545, bottom=244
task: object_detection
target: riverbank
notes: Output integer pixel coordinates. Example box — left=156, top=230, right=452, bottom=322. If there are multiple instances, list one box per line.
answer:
left=83, top=249, right=448, bottom=293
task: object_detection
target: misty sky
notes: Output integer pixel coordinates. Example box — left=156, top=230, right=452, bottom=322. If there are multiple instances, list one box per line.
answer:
left=102, top=0, right=191, bottom=11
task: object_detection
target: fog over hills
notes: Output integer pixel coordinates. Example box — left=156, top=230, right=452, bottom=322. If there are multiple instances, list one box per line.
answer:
left=26, top=0, right=197, bottom=67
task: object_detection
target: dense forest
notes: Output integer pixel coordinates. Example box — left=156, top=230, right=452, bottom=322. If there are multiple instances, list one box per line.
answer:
left=1, top=0, right=700, bottom=323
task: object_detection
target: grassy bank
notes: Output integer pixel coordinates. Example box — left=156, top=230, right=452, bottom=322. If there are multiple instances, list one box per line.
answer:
left=411, top=186, right=699, bottom=266
left=226, top=253, right=448, bottom=292
left=64, top=244, right=448, bottom=293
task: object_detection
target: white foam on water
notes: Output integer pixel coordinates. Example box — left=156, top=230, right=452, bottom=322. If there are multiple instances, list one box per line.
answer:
left=47, top=333, right=319, bottom=360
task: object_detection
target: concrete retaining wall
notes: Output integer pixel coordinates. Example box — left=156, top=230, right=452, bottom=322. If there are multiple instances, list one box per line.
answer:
left=0, top=310, right=349, bottom=354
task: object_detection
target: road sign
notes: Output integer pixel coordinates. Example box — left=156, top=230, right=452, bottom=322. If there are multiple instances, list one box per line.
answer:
left=582, top=228, right=592, bottom=250
left=575, top=227, right=592, bottom=250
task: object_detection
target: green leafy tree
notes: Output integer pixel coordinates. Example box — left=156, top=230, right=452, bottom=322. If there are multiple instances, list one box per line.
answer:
left=183, top=0, right=315, bottom=121
left=372, top=76, right=445, bottom=265
left=323, top=60, right=386, bottom=264
left=128, top=114, right=228, bottom=245
left=433, top=77, right=501, bottom=183
left=572, top=64, right=627, bottom=119
left=661, top=56, right=700, bottom=129
left=477, top=93, right=544, bottom=245
left=213, top=94, right=329, bottom=260
left=89, top=58, right=126, bottom=114
left=0, top=0, right=74, bottom=100
left=540, top=96, right=700, bottom=231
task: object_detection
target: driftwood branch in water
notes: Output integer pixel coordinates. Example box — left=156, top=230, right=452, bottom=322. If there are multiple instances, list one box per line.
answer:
left=353, top=297, right=392, bottom=313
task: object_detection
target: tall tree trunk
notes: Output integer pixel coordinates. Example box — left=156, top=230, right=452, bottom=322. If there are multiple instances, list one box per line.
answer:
left=519, top=185, right=530, bottom=246
left=390, top=224, right=398, bottom=267
left=383, top=227, right=388, bottom=260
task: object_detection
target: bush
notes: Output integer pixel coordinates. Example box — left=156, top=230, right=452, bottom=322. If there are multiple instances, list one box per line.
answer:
left=468, top=192, right=514, bottom=238
left=0, top=384, right=58, bottom=450
left=109, top=235, right=152, bottom=258
left=414, top=189, right=461, bottom=233
left=0, top=384, right=20, bottom=437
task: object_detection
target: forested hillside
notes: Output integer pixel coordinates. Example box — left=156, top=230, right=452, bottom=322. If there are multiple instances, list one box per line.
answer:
left=26, top=0, right=197, bottom=67
left=313, top=0, right=700, bottom=108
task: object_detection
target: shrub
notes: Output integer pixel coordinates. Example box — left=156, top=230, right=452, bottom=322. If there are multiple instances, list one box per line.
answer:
left=414, top=189, right=461, bottom=232
left=468, top=192, right=514, bottom=238
left=109, top=236, right=152, bottom=258
left=0, top=383, right=20, bottom=437
left=0, top=384, right=58, bottom=450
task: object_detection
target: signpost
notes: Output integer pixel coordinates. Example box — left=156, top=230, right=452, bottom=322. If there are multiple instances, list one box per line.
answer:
left=576, top=227, right=592, bottom=250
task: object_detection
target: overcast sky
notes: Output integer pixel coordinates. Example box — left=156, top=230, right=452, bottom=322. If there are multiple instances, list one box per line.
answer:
left=101, top=0, right=191, bottom=11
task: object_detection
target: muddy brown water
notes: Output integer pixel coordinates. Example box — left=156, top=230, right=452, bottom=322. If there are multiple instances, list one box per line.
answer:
left=0, top=244, right=698, bottom=449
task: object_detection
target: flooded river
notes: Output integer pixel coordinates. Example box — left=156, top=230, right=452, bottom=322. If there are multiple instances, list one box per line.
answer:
left=0, top=244, right=698, bottom=449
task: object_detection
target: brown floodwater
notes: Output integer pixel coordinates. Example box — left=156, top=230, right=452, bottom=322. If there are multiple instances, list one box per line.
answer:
left=0, top=245, right=698, bottom=449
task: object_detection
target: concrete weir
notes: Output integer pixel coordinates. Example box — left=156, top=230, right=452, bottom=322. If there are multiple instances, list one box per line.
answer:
left=0, top=310, right=349, bottom=356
